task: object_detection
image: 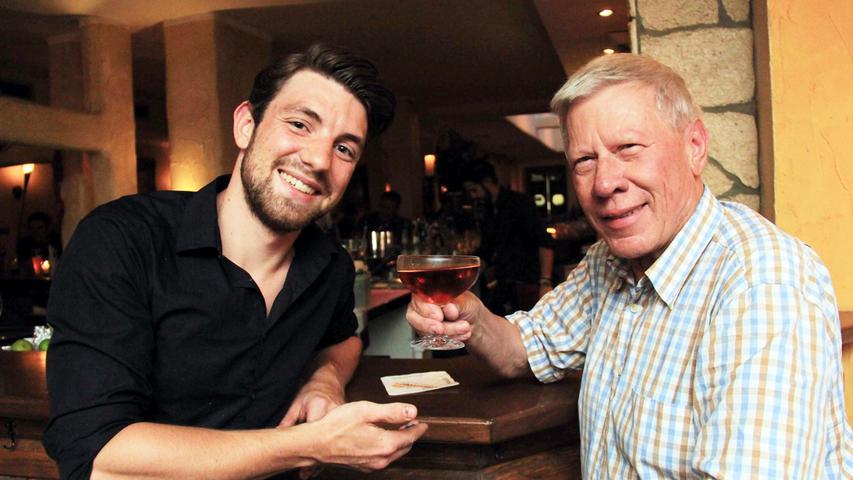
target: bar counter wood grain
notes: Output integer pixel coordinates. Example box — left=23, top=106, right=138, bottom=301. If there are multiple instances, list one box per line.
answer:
left=319, top=356, right=582, bottom=479
left=0, top=354, right=582, bottom=479
left=0, top=352, right=55, bottom=479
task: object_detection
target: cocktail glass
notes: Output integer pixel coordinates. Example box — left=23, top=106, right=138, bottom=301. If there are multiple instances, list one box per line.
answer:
left=396, top=254, right=481, bottom=350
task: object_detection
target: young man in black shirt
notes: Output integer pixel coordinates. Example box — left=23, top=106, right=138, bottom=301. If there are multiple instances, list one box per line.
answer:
left=44, top=44, right=427, bottom=480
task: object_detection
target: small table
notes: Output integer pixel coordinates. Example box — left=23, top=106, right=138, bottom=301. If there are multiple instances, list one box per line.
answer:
left=0, top=352, right=55, bottom=479
left=320, top=356, right=582, bottom=479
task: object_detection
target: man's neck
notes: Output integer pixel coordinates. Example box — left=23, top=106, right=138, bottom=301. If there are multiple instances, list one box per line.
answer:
left=216, top=174, right=300, bottom=278
left=485, top=182, right=501, bottom=204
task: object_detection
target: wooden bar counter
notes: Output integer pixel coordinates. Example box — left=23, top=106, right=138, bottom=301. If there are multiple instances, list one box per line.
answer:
left=321, top=356, right=582, bottom=479
left=0, top=353, right=582, bottom=479
left=0, top=352, right=55, bottom=479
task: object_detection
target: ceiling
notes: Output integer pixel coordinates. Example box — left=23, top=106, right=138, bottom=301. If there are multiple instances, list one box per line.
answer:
left=0, top=0, right=629, bottom=164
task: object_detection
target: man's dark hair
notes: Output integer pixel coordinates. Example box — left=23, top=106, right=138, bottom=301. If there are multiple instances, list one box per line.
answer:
left=380, top=190, right=402, bottom=207
left=248, top=43, right=396, bottom=139
left=27, top=211, right=52, bottom=225
left=460, top=159, right=498, bottom=185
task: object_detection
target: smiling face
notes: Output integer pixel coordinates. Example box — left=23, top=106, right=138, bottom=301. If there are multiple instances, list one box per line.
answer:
left=566, top=82, right=707, bottom=276
left=235, top=69, right=368, bottom=233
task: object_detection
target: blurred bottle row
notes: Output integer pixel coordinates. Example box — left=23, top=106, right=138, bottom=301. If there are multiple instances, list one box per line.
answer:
left=341, top=219, right=480, bottom=280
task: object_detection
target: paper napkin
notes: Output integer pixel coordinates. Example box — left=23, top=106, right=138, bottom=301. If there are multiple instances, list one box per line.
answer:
left=381, top=370, right=459, bottom=396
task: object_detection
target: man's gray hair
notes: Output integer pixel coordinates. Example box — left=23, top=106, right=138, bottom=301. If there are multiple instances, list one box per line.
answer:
left=551, top=54, right=702, bottom=153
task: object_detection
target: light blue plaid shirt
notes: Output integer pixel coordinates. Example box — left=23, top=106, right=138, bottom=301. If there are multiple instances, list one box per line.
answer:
left=508, top=187, right=853, bottom=478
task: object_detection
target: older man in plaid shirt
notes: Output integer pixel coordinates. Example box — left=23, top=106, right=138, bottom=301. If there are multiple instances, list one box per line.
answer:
left=407, top=53, right=852, bottom=478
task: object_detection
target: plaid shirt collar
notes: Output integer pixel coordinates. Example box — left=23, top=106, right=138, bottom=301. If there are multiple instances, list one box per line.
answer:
left=605, top=186, right=720, bottom=309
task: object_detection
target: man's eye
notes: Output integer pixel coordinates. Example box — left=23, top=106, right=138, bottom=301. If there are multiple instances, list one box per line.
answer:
left=619, top=144, right=642, bottom=154
left=336, top=144, right=356, bottom=160
left=572, top=157, right=595, bottom=174
left=288, top=121, right=307, bottom=130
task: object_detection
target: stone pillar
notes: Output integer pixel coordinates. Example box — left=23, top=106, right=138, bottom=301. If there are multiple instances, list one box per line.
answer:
left=164, top=14, right=270, bottom=191
left=366, top=98, right=423, bottom=218
left=48, top=33, right=91, bottom=244
left=45, top=20, right=136, bottom=240
left=632, top=0, right=760, bottom=211
left=213, top=20, right=271, bottom=169
left=80, top=19, right=138, bottom=211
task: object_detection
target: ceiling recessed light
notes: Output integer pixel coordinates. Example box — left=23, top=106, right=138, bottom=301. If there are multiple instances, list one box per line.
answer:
left=599, top=9, right=614, bottom=17
left=603, top=48, right=615, bottom=55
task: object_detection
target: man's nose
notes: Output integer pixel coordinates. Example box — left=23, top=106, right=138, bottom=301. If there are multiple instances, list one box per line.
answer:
left=592, top=154, right=628, bottom=197
left=301, top=139, right=334, bottom=171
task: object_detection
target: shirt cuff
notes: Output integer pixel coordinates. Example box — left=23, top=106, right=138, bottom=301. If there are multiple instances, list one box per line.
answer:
left=506, top=310, right=564, bottom=383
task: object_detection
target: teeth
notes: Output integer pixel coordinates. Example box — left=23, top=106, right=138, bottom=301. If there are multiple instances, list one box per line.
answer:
left=280, top=171, right=316, bottom=194
left=608, top=206, right=640, bottom=219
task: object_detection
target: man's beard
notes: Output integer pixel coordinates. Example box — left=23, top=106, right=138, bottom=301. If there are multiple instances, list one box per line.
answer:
left=240, top=137, right=329, bottom=233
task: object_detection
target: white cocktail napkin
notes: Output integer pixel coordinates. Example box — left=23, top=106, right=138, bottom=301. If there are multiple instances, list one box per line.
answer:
left=381, top=371, right=459, bottom=396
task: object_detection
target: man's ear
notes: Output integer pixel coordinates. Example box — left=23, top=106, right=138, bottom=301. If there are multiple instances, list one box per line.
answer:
left=233, top=101, right=256, bottom=150
left=685, top=118, right=709, bottom=176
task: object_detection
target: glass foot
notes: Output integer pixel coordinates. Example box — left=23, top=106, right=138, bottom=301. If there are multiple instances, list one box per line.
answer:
left=410, top=334, right=465, bottom=351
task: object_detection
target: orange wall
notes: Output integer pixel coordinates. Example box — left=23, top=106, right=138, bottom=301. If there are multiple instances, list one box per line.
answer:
left=768, top=0, right=853, bottom=309
left=766, top=0, right=853, bottom=423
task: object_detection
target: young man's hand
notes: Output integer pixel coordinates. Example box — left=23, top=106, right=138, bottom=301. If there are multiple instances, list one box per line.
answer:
left=296, top=401, right=428, bottom=472
left=280, top=378, right=345, bottom=427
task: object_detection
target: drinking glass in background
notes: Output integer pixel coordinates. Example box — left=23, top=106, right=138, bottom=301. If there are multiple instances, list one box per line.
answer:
left=342, top=237, right=366, bottom=262
left=367, top=229, right=396, bottom=278
left=396, top=254, right=480, bottom=350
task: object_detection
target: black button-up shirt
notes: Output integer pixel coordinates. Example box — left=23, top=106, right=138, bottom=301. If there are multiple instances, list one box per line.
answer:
left=44, top=176, right=357, bottom=480
left=479, top=187, right=553, bottom=283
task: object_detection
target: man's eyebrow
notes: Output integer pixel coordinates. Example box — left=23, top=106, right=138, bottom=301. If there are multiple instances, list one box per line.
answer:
left=340, top=132, right=365, bottom=148
left=294, top=106, right=322, bottom=123
left=285, top=105, right=365, bottom=147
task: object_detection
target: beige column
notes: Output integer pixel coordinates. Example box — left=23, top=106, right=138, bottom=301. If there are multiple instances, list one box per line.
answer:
left=43, top=19, right=136, bottom=241
left=80, top=20, right=138, bottom=208
left=164, top=14, right=270, bottom=191
left=366, top=98, right=424, bottom=218
left=48, top=33, right=90, bottom=244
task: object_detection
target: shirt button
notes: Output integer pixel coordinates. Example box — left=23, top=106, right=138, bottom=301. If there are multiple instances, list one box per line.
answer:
left=628, top=303, right=641, bottom=314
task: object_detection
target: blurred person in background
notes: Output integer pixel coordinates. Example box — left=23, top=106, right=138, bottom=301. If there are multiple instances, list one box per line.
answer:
left=16, top=211, right=62, bottom=277
left=361, top=189, right=411, bottom=245
left=461, top=158, right=555, bottom=314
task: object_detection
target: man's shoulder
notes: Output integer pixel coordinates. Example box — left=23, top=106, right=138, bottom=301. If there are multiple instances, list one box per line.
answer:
left=78, top=190, right=194, bottom=245
left=503, top=187, right=534, bottom=203
left=87, top=190, right=192, bottom=226
left=714, top=200, right=829, bottom=289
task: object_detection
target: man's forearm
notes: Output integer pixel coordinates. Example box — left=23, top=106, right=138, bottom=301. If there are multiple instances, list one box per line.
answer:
left=466, top=309, right=532, bottom=379
left=92, top=422, right=314, bottom=480
left=301, top=336, right=362, bottom=393
left=92, top=393, right=427, bottom=480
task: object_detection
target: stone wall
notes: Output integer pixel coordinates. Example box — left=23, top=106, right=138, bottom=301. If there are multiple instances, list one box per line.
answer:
left=633, top=0, right=759, bottom=211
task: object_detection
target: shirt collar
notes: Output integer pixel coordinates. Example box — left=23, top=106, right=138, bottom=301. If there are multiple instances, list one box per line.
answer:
left=644, top=186, right=721, bottom=308
left=175, top=175, right=230, bottom=254
left=495, top=186, right=511, bottom=206
left=175, top=174, right=340, bottom=270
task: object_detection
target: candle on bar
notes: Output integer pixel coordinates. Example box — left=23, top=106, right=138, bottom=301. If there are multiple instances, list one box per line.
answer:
left=424, top=154, right=436, bottom=177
